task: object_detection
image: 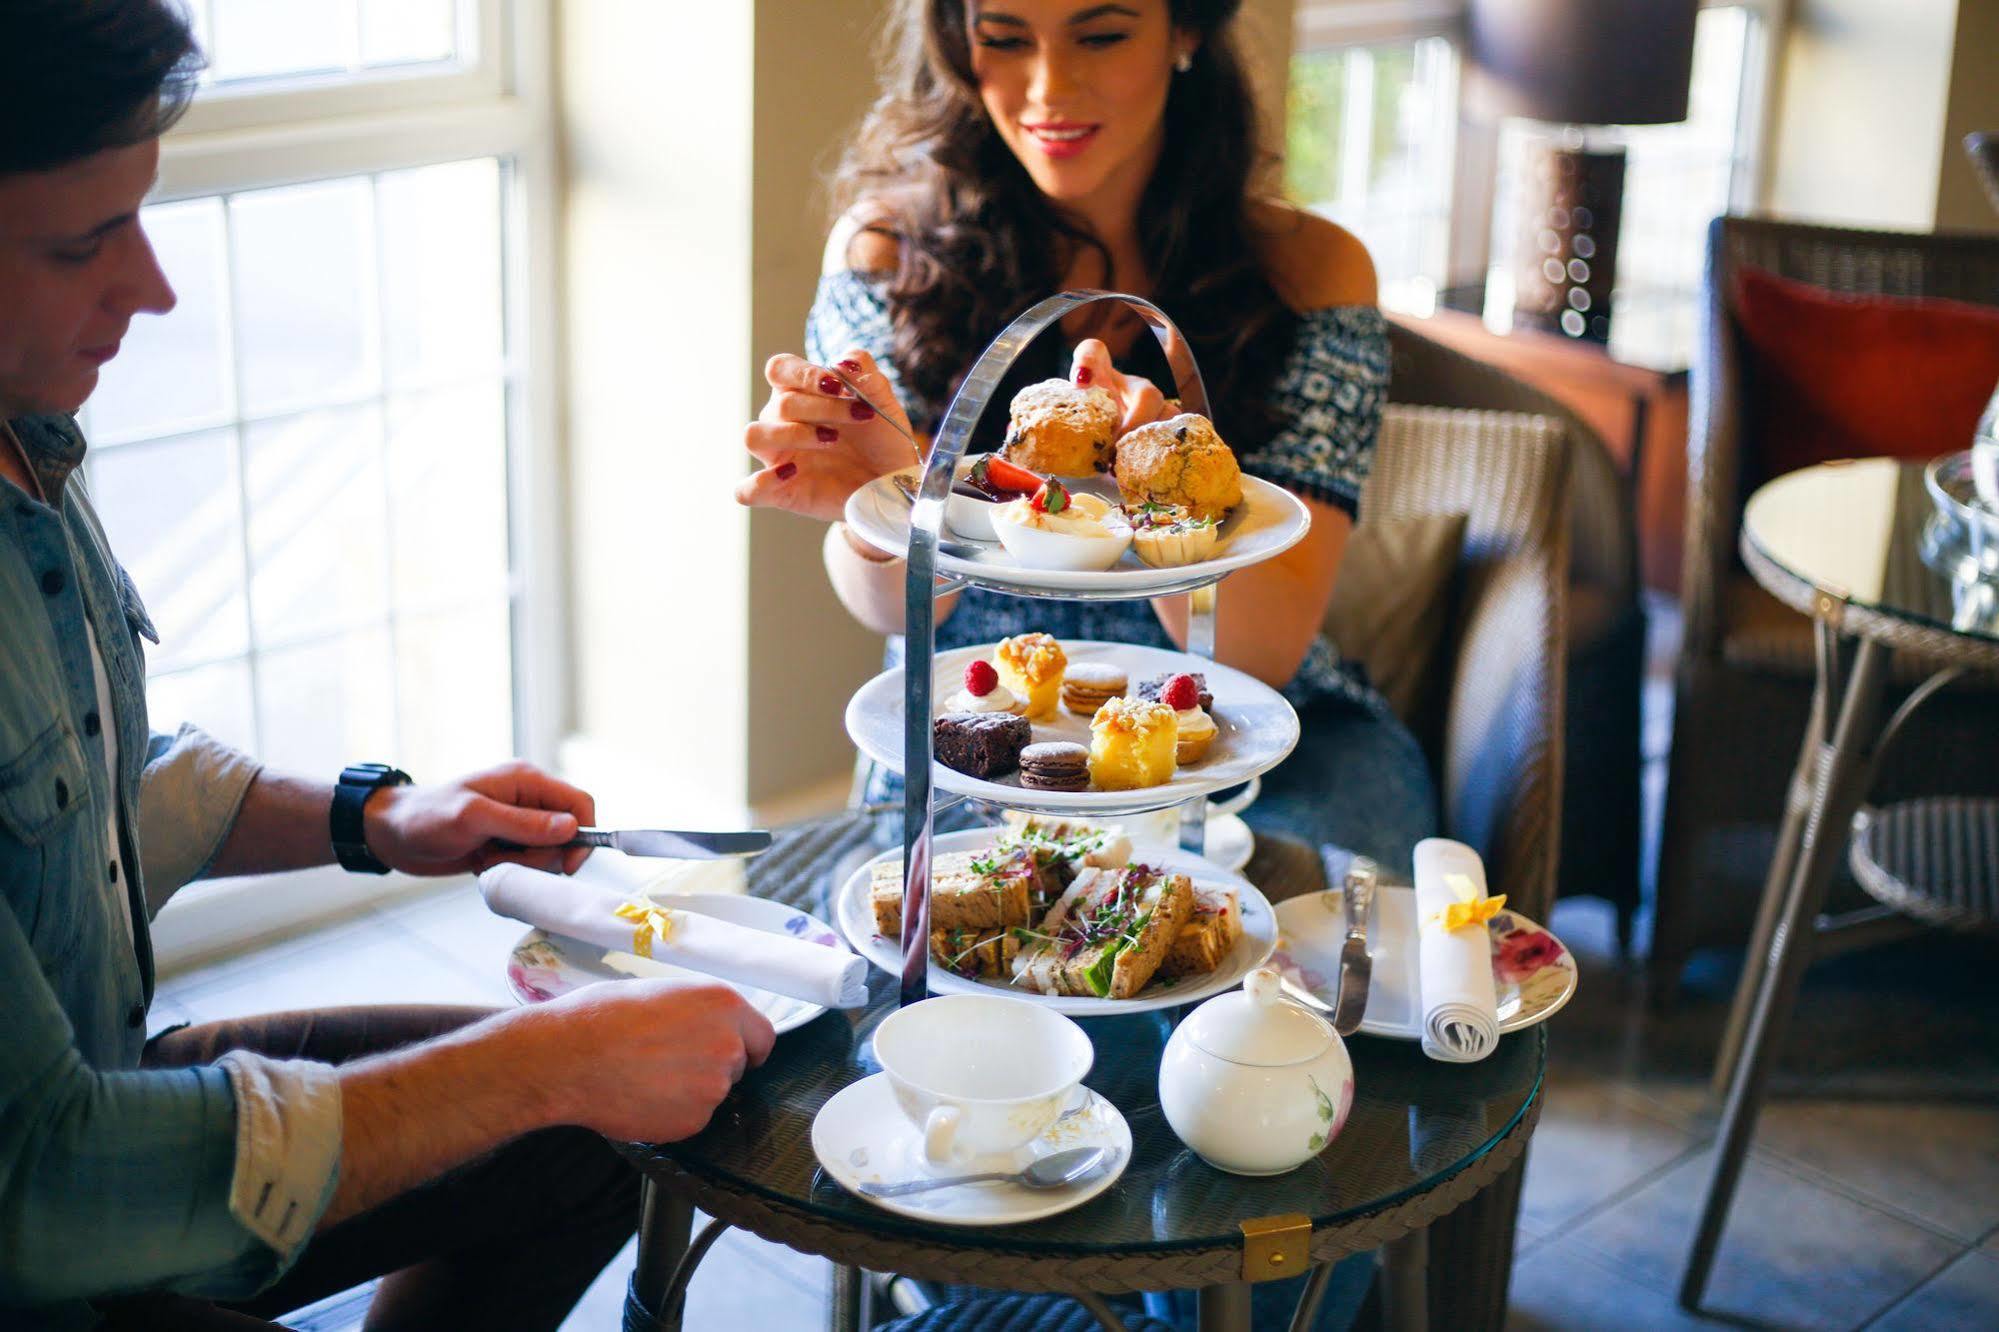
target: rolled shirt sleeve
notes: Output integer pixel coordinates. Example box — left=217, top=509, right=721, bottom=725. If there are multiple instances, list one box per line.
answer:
left=138, top=723, right=264, bottom=913
left=0, top=902, right=340, bottom=1310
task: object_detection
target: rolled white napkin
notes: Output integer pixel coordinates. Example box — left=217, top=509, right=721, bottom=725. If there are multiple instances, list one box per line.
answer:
left=479, top=863, right=868, bottom=1010
left=1412, top=838, right=1501, bottom=1063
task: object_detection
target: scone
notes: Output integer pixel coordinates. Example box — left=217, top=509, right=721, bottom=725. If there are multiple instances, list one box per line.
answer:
left=1002, top=379, right=1120, bottom=477
left=1113, top=413, right=1243, bottom=521
left=1087, top=695, right=1178, bottom=791
left=994, top=632, right=1067, bottom=720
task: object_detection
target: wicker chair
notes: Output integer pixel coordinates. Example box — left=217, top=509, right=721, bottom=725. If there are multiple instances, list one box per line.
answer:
left=1360, top=402, right=1569, bottom=1329
left=1650, top=216, right=1999, bottom=1002
left=1387, top=322, right=1644, bottom=948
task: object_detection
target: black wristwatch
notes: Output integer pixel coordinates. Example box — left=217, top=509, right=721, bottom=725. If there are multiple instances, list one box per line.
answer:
left=331, top=763, right=412, bottom=874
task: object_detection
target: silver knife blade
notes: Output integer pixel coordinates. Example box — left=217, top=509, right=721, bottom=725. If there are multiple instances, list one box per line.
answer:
left=579, top=828, right=773, bottom=860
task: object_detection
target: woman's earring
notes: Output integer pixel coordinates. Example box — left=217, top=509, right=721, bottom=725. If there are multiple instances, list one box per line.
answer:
left=1174, top=50, right=1194, bottom=74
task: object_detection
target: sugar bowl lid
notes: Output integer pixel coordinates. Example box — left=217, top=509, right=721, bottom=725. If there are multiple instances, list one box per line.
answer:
left=1180, top=967, right=1336, bottom=1066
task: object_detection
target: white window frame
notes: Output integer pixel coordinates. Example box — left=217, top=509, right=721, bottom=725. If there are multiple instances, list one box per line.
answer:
left=1292, top=0, right=1791, bottom=293
left=141, top=0, right=568, bottom=968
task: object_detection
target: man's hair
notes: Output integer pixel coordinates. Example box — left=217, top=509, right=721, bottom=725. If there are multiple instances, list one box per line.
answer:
left=0, top=0, right=203, bottom=174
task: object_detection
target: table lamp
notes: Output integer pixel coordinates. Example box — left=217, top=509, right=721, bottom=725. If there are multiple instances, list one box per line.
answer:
left=1465, top=0, right=1699, bottom=342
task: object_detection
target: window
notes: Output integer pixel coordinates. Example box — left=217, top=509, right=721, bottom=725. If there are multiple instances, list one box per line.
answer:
left=1286, top=35, right=1460, bottom=314
left=75, top=2, right=557, bottom=935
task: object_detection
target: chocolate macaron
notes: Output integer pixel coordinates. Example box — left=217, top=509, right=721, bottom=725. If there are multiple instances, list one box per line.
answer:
left=1018, top=741, right=1090, bottom=792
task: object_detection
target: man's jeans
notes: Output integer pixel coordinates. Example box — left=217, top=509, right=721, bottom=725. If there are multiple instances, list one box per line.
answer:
left=94, top=1006, right=638, bottom=1332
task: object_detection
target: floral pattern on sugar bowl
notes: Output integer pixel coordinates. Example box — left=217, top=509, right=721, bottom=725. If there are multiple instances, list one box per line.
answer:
left=1160, top=967, right=1356, bottom=1176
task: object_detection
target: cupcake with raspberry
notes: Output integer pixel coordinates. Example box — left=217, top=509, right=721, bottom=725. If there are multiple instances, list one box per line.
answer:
left=1158, top=673, right=1217, bottom=764
left=942, top=659, right=1023, bottom=716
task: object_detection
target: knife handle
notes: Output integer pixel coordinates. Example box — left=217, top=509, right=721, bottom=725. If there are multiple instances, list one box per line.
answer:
left=493, top=828, right=613, bottom=853
left=1343, top=858, right=1378, bottom=940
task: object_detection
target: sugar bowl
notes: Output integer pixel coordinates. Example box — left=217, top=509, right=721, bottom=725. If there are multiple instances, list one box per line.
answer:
left=1159, top=966, right=1355, bottom=1176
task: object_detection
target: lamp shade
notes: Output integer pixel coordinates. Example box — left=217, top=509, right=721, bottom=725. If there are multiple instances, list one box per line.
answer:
left=1465, top=0, right=1699, bottom=126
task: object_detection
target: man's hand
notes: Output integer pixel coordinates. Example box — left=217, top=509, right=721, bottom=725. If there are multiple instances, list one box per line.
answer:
left=363, top=761, right=598, bottom=877
left=326, top=979, right=776, bottom=1227
left=517, top=980, right=778, bottom=1142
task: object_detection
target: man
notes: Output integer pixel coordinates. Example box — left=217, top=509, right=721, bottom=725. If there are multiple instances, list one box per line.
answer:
left=0, top=4, right=774, bottom=1328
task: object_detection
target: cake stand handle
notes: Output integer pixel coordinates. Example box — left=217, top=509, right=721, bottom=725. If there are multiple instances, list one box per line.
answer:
left=901, top=289, right=1215, bottom=1008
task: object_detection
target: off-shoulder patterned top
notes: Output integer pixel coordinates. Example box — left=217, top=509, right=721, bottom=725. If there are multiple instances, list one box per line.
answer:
left=807, top=268, right=1390, bottom=713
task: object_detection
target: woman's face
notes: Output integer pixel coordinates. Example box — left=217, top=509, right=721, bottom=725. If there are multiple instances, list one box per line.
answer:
left=968, top=1, right=1185, bottom=215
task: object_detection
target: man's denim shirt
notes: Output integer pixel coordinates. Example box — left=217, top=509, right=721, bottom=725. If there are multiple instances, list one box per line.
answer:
left=2, top=415, right=342, bottom=1327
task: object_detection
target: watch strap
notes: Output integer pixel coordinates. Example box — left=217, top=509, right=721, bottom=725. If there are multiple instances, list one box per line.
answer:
left=332, top=763, right=410, bottom=874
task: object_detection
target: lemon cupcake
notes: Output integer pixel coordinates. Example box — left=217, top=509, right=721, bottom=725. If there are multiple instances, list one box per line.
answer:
left=1087, top=696, right=1178, bottom=791
left=994, top=632, right=1067, bottom=721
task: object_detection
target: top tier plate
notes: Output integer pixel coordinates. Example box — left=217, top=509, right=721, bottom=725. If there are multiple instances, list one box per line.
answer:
left=843, top=470, right=1312, bottom=598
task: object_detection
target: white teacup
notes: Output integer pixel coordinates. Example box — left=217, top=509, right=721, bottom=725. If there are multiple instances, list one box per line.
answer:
left=872, top=994, right=1094, bottom=1172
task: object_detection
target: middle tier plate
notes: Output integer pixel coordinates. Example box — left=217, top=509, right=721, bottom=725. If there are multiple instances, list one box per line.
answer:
left=845, top=640, right=1302, bottom=817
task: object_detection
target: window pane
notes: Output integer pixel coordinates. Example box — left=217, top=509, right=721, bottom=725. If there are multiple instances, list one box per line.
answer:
left=147, top=659, right=259, bottom=757
left=88, top=199, right=231, bottom=443
left=245, top=405, right=390, bottom=647
left=87, top=429, right=249, bottom=673
left=395, top=604, right=514, bottom=778
left=378, top=160, right=504, bottom=387
left=362, top=0, right=458, bottom=66
left=386, top=383, right=510, bottom=614
left=207, top=0, right=359, bottom=85
left=256, top=627, right=397, bottom=774
left=1287, top=37, right=1458, bottom=313
left=230, top=179, right=380, bottom=415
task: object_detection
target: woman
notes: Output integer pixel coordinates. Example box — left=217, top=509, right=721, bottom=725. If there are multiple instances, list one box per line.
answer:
left=740, top=0, right=1435, bottom=885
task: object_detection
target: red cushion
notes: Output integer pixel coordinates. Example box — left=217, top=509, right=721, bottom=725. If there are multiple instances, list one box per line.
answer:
left=1732, top=264, right=1999, bottom=479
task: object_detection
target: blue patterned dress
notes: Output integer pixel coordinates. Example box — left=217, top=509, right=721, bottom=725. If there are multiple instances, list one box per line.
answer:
left=812, top=269, right=1438, bottom=874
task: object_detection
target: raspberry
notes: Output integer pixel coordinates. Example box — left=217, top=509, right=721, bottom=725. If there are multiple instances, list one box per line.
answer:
left=1161, top=673, right=1200, bottom=711
left=964, top=659, right=999, bottom=697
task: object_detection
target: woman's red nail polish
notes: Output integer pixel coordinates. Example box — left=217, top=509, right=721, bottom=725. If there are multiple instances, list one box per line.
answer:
left=815, top=425, right=838, bottom=443
left=838, top=359, right=863, bottom=373
left=850, top=401, right=876, bottom=421
left=817, top=374, right=843, bottom=395
left=775, top=461, right=797, bottom=480
left=1076, top=366, right=1093, bottom=385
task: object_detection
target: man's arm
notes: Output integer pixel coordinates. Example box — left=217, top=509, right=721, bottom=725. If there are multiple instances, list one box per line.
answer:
left=205, top=760, right=598, bottom=880
left=323, top=980, right=774, bottom=1226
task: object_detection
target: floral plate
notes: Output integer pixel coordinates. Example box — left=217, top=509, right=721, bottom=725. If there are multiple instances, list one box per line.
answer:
left=1270, top=885, right=1576, bottom=1039
left=506, top=893, right=844, bottom=1036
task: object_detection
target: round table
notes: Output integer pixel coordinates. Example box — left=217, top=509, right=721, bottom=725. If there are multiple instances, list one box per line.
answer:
left=1682, top=459, right=1999, bottom=1309
left=616, top=812, right=1546, bottom=1332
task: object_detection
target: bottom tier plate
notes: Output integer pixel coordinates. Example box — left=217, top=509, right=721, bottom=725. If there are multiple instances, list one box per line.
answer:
left=832, top=828, right=1276, bottom=1016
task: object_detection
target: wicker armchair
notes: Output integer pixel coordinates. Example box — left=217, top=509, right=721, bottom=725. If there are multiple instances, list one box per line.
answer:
left=1362, top=403, right=1569, bottom=1328
left=1650, top=216, right=1999, bottom=1001
left=1387, top=322, right=1644, bottom=946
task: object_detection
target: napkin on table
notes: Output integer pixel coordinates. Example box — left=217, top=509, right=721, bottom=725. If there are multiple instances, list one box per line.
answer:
left=479, top=863, right=868, bottom=1009
left=1412, top=838, right=1501, bottom=1063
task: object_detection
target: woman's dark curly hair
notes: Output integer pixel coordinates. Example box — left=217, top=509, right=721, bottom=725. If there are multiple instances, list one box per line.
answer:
left=832, top=0, right=1297, bottom=447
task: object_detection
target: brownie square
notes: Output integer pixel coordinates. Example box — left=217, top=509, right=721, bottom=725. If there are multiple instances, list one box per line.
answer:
left=1137, top=672, right=1215, bottom=711
left=933, top=712, right=1031, bottom=778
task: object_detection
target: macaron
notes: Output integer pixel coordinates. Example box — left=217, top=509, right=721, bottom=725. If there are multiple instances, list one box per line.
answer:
left=1061, top=662, right=1129, bottom=718
left=1018, top=741, right=1090, bottom=792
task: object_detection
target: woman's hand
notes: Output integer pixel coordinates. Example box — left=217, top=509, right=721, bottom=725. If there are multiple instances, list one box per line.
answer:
left=1070, top=338, right=1175, bottom=436
left=737, top=348, right=920, bottom=522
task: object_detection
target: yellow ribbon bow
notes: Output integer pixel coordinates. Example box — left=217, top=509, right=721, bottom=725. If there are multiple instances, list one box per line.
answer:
left=1428, top=872, right=1505, bottom=934
left=614, top=901, right=677, bottom=959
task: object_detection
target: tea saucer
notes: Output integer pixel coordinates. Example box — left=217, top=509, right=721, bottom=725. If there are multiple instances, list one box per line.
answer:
left=812, top=1075, right=1131, bottom=1226
left=1271, top=886, right=1577, bottom=1039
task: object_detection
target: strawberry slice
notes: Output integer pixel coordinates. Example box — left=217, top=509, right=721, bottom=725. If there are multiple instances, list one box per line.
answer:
left=983, top=457, right=1045, bottom=494
left=1030, top=478, right=1071, bottom=515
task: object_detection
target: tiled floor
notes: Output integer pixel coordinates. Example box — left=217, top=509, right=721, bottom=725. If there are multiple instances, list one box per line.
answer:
left=152, top=597, right=1999, bottom=1330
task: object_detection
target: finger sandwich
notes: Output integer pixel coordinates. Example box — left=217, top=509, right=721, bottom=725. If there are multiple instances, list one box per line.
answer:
left=1012, top=864, right=1192, bottom=1000
left=869, top=848, right=1046, bottom=938
left=1158, top=885, right=1241, bottom=979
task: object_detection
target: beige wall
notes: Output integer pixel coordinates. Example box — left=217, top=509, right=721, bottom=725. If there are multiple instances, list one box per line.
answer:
left=1764, top=0, right=1995, bottom=232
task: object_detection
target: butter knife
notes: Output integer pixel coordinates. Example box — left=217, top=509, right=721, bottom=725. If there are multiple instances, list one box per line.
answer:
left=1333, top=856, right=1378, bottom=1036
left=501, top=828, right=773, bottom=860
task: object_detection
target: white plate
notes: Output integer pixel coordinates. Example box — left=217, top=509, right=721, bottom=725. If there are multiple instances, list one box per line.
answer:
left=1270, top=887, right=1578, bottom=1040
left=834, top=829, right=1277, bottom=1016
left=504, top=893, right=842, bottom=1036
left=812, top=1075, right=1130, bottom=1226
left=845, top=470, right=1311, bottom=595
left=845, top=641, right=1300, bottom=818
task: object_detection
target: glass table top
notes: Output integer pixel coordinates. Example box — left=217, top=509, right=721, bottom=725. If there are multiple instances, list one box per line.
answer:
left=1743, top=457, right=1999, bottom=645
left=623, top=812, right=1546, bottom=1256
